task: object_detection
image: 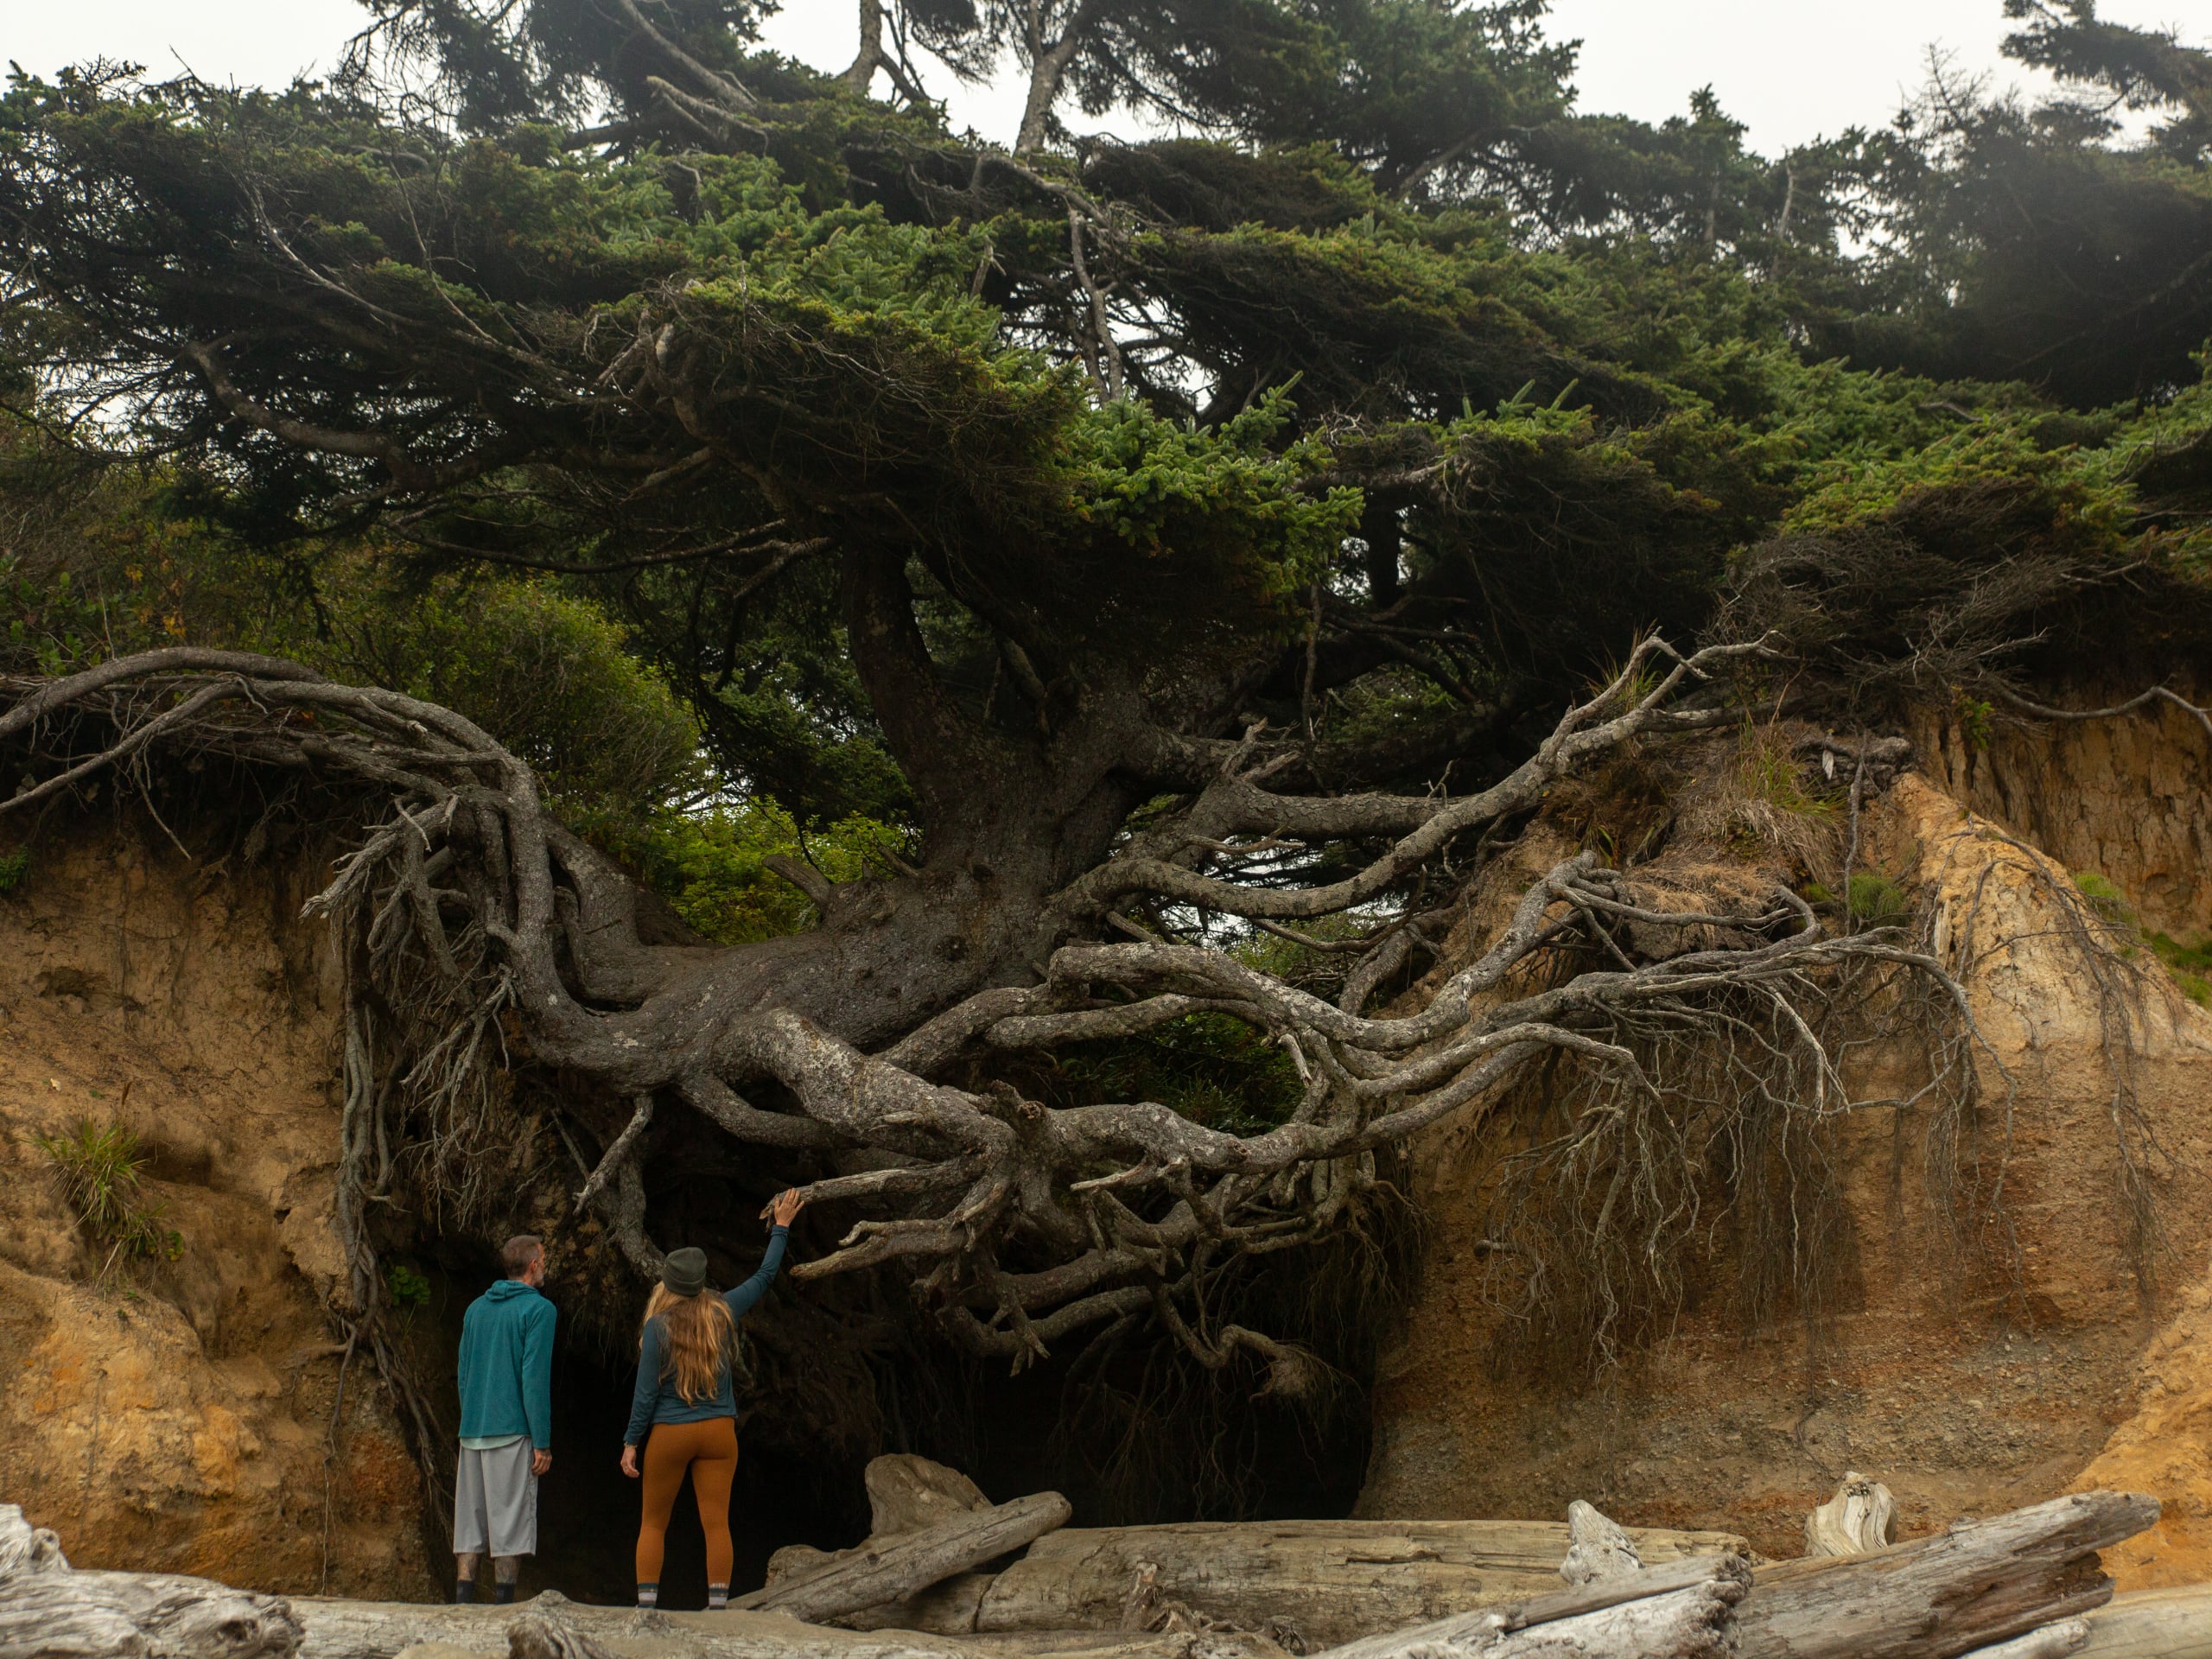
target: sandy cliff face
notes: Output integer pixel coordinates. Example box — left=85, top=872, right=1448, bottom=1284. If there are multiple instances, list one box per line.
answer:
left=1915, top=695, right=2212, bottom=938
left=0, top=816, right=435, bottom=1599
left=1357, top=746, right=2212, bottom=1563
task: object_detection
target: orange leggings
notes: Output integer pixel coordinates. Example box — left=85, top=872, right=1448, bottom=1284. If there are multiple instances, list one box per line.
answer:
left=636, top=1417, right=740, bottom=1587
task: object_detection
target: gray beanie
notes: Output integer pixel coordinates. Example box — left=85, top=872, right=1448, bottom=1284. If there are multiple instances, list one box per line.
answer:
left=661, top=1247, right=709, bottom=1298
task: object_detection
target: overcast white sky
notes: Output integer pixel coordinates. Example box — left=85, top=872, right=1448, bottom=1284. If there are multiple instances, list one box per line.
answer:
left=6, top=1, right=2200, bottom=155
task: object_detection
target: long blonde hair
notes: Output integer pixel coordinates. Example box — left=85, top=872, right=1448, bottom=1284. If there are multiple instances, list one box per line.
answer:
left=641, top=1286, right=737, bottom=1404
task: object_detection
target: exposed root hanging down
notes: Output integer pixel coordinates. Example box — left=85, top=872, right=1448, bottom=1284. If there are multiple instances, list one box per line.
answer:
left=1467, top=872, right=1999, bottom=1375
left=0, top=639, right=2024, bottom=1401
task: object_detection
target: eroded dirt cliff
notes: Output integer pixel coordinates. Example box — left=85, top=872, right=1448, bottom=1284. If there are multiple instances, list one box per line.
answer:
left=1357, top=728, right=2212, bottom=1565
left=0, top=812, right=436, bottom=1599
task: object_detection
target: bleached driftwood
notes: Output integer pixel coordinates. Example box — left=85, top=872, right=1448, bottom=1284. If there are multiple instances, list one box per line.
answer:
left=973, top=1517, right=1747, bottom=1648
left=738, top=1492, right=1072, bottom=1625
left=0, top=1503, right=302, bottom=1659
left=292, top=1592, right=994, bottom=1658
left=836, top=1573, right=999, bottom=1635
left=1735, top=1491, right=2158, bottom=1659
left=1558, top=1503, right=1642, bottom=1586
left=1447, top=1580, right=1740, bottom=1659
left=773, top=1456, right=998, bottom=1633
left=864, top=1456, right=992, bottom=1537
left=1306, top=1553, right=1751, bottom=1659
left=505, top=1611, right=617, bottom=1659
left=2078, top=1582, right=2212, bottom=1657
left=964, top=1638, right=1291, bottom=1659
left=1959, top=1618, right=2091, bottom=1658
left=1804, top=1472, right=1897, bottom=1558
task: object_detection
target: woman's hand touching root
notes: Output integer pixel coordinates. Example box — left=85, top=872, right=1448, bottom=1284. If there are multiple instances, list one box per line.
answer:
left=761, top=1188, right=806, bottom=1229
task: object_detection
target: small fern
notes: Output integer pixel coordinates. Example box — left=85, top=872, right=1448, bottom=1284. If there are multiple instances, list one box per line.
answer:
left=386, top=1259, right=432, bottom=1311
left=0, top=849, right=27, bottom=893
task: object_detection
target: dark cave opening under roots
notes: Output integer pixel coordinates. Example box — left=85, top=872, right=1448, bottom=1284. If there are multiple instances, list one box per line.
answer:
left=393, top=1222, right=1394, bottom=1611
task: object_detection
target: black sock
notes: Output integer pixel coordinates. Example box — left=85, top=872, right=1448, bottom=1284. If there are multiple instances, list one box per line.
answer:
left=493, top=1581, right=516, bottom=1605
left=454, top=1578, right=476, bottom=1604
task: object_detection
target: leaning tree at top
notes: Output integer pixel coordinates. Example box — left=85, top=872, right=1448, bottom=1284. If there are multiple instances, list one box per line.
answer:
left=2, top=0, right=2209, bottom=1483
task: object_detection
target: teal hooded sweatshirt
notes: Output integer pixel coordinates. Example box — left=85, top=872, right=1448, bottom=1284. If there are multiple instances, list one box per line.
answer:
left=457, top=1278, right=556, bottom=1449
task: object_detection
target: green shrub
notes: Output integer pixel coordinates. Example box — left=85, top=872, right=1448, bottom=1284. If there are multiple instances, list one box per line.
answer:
left=337, top=573, right=708, bottom=815
left=1820, top=873, right=1912, bottom=925
left=35, top=1117, right=183, bottom=1268
left=1955, top=692, right=1996, bottom=753
left=1849, top=874, right=1912, bottom=925
left=0, top=849, right=27, bottom=893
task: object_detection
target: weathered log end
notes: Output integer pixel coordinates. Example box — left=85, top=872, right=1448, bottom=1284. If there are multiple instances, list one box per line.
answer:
left=1805, top=1471, right=1897, bottom=1559
left=1560, top=1501, right=1643, bottom=1586
left=1737, top=1490, right=2160, bottom=1659
left=0, top=1507, right=68, bottom=1579
left=0, top=1502, right=304, bottom=1659
left=866, top=1453, right=993, bottom=1537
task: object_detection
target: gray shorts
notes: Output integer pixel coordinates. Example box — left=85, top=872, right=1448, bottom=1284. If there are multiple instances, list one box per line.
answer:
left=454, top=1440, right=538, bottom=1557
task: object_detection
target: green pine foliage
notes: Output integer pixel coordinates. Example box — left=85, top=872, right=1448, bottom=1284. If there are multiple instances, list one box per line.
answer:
left=1, top=0, right=2209, bottom=957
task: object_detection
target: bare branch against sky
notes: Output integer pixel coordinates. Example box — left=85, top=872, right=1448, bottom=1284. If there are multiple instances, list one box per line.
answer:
left=4, top=0, right=2196, bottom=154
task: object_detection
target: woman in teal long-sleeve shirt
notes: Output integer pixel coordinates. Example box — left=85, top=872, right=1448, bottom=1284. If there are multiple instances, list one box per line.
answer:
left=620, top=1189, right=804, bottom=1610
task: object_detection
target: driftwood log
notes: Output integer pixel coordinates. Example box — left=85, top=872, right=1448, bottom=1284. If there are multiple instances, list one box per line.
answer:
left=973, top=1517, right=1748, bottom=1648
left=0, top=1503, right=302, bottom=1659
left=1313, top=1554, right=1753, bottom=1659
left=1805, top=1472, right=1899, bottom=1558
left=292, top=1593, right=992, bottom=1658
left=297, top=1598, right=1292, bottom=1659
left=862, top=1457, right=993, bottom=1537
left=505, top=1611, right=619, bottom=1659
left=2077, top=1583, right=2212, bottom=1657
left=737, top=1492, right=1073, bottom=1624
left=1558, top=1502, right=1643, bottom=1586
left=766, top=1456, right=1001, bottom=1634
left=1462, top=1576, right=1744, bottom=1658
left=1311, top=1494, right=2158, bottom=1659
left=1961, top=1619, right=2091, bottom=1658
left=1735, top=1491, right=2158, bottom=1659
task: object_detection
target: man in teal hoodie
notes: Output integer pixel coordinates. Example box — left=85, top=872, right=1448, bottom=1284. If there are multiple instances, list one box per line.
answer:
left=454, top=1234, right=556, bottom=1604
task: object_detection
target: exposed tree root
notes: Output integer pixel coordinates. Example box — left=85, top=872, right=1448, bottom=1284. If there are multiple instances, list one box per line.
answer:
left=0, top=639, right=2057, bottom=1404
